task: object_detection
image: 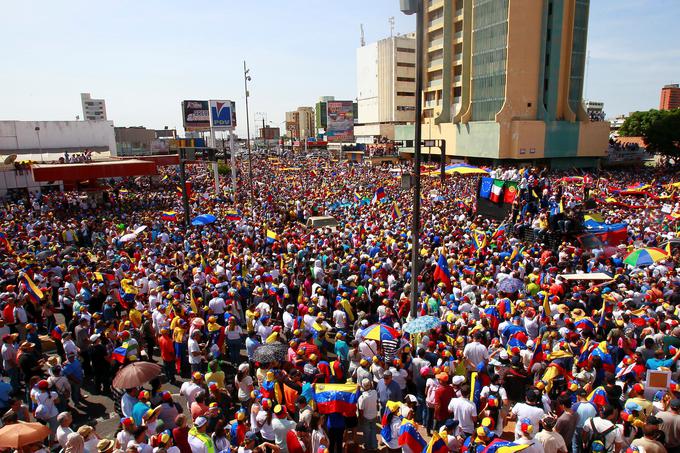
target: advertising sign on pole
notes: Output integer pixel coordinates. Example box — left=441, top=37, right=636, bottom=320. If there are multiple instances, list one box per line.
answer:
left=182, top=100, right=210, bottom=131
left=326, top=101, right=354, bottom=142
left=209, top=100, right=237, bottom=130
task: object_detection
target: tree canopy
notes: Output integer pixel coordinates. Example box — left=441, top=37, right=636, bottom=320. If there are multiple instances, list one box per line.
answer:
left=619, top=108, right=680, bottom=157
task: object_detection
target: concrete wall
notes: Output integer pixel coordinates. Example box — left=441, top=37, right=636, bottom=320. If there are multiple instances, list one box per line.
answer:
left=0, top=120, right=117, bottom=159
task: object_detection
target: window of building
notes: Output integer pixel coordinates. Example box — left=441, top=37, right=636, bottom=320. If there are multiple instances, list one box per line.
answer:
left=396, top=47, right=415, bottom=53
left=397, top=77, right=415, bottom=82
left=397, top=92, right=415, bottom=96
left=397, top=62, right=416, bottom=68
left=397, top=106, right=416, bottom=111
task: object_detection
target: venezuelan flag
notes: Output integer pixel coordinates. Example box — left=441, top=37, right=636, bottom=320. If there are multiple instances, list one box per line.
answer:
left=433, top=253, right=452, bottom=289
left=161, top=174, right=169, bottom=182
left=200, top=256, right=212, bottom=274
left=587, top=386, right=608, bottom=406
left=93, top=272, right=115, bottom=282
left=313, top=383, right=360, bottom=417
left=353, top=192, right=361, bottom=203
left=397, top=419, right=426, bottom=453
left=189, top=290, right=198, bottom=313
left=266, top=230, right=278, bottom=244
left=225, top=210, right=242, bottom=221
left=492, top=223, right=507, bottom=239
left=390, top=201, right=402, bottom=220
left=20, top=274, right=43, bottom=303
left=423, top=431, right=448, bottom=453
left=484, top=439, right=530, bottom=453
left=111, top=343, right=129, bottom=363
left=161, top=211, right=178, bottom=222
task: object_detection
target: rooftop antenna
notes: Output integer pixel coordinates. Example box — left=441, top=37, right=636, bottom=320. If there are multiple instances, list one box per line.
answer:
left=389, top=16, right=395, bottom=37
left=360, top=23, right=365, bottom=46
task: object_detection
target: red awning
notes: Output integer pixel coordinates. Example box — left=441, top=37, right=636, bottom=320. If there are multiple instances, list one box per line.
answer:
left=31, top=159, right=158, bottom=182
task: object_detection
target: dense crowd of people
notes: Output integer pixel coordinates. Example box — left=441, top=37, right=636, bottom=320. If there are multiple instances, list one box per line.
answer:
left=0, top=156, right=679, bottom=453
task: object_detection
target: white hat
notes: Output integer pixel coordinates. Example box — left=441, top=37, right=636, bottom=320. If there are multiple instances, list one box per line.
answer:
left=238, top=363, right=249, bottom=372
left=452, top=375, right=466, bottom=386
left=89, top=334, right=101, bottom=342
left=194, top=416, right=208, bottom=428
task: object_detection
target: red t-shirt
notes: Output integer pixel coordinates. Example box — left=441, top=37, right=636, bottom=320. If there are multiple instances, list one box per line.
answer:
left=158, top=335, right=175, bottom=362
left=434, top=384, right=456, bottom=421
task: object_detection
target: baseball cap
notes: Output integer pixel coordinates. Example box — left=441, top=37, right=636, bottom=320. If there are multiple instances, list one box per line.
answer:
left=194, top=416, right=208, bottom=428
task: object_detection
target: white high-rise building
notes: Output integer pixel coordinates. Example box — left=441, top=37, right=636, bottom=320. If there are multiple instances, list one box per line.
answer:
left=81, top=93, right=107, bottom=121
left=355, top=34, right=416, bottom=144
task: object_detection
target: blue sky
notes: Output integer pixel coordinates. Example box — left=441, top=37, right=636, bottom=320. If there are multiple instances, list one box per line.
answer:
left=1, top=0, right=678, bottom=137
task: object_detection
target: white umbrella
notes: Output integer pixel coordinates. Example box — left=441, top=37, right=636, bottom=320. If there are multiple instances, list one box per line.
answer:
left=120, top=233, right=137, bottom=243
left=134, top=225, right=147, bottom=235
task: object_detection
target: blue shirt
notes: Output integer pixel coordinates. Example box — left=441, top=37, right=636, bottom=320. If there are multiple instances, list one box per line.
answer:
left=334, top=340, right=349, bottom=361
left=245, top=337, right=261, bottom=360
left=0, top=381, right=12, bottom=408
left=62, top=359, right=84, bottom=382
left=376, top=379, right=402, bottom=406
left=646, top=357, right=674, bottom=370
left=132, top=401, right=150, bottom=426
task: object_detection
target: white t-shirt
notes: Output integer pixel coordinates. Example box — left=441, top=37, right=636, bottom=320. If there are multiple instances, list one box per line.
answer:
left=236, top=375, right=253, bottom=401
left=463, top=342, right=489, bottom=368
left=188, top=338, right=202, bottom=365
left=56, top=426, right=74, bottom=448
left=512, top=403, right=546, bottom=439
left=582, top=417, right=623, bottom=452
left=179, top=381, right=203, bottom=409
left=357, top=389, right=379, bottom=420
left=447, top=397, right=478, bottom=435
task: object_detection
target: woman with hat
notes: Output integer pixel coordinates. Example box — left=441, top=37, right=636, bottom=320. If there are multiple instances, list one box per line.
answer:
left=77, top=425, right=100, bottom=453
left=33, top=379, right=59, bottom=442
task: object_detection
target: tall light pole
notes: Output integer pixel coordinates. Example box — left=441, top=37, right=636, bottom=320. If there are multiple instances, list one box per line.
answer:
left=35, top=126, right=43, bottom=163
left=244, top=61, right=254, bottom=207
left=401, top=0, right=425, bottom=318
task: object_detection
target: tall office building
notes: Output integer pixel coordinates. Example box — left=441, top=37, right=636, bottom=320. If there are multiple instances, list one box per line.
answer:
left=355, top=34, right=417, bottom=143
left=81, top=93, right=107, bottom=121
left=285, top=111, right=300, bottom=138
left=297, top=107, right=315, bottom=139
left=412, top=0, right=608, bottom=167
left=660, top=84, right=680, bottom=111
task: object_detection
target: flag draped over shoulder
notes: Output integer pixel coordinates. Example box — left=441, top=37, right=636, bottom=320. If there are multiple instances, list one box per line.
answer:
left=20, top=274, right=43, bottom=303
left=423, top=430, right=448, bottom=453
left=313, top=383, right=359, bottom=417
left=398, top=419, right=426, bottom=452
left=433, top=253, right=452, bottom=289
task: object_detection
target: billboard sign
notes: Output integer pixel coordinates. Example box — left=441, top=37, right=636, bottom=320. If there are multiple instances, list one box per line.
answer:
left=182, top=100, right=210, bottom=131
left=326, top=101, right=354, bottom=142
left=209, top=100, right=237, bottom=130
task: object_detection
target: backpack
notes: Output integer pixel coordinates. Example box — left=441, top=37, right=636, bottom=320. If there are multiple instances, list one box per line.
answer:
left=487, top=384, right=504, bottom=409
left=587, top=418, right=617, bottom=453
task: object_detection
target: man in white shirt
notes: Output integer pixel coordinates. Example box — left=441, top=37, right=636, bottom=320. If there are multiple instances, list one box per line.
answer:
left=56, top=412, right=74, bottom=448
left=187, top=330, right=204, bottom=373
left=208, top=292, right=226, bottom=315
left=582, top=405, right=623, bottom=453
left=180, top=373, right=204, bottom=410
left=463, top=333, right=489, bottom=371
left=510, top=391, right=546, bottom=440
left=187, top=417, right=215, bottom=453
left=447, top=384, right=478, bottom=437
left=357, top=378, right=379, bottom=450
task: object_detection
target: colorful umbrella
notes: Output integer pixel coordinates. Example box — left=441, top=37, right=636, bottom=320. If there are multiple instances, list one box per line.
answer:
left=623, top=247, right=668, bottom=267
left=403, top=315, right=441, bottom=334
left=359, top=323, right=400, bottom=342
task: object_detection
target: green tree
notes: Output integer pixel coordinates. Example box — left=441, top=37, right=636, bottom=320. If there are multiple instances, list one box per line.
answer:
left=619, top=108, right=680, bottom=158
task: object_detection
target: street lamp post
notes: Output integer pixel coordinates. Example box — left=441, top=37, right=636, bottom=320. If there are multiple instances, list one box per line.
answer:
left=401, top=0, right=425, bottom=319
left=35, top=126, right=43, bottom=163
left=244, top=61, right=254, bottom=207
